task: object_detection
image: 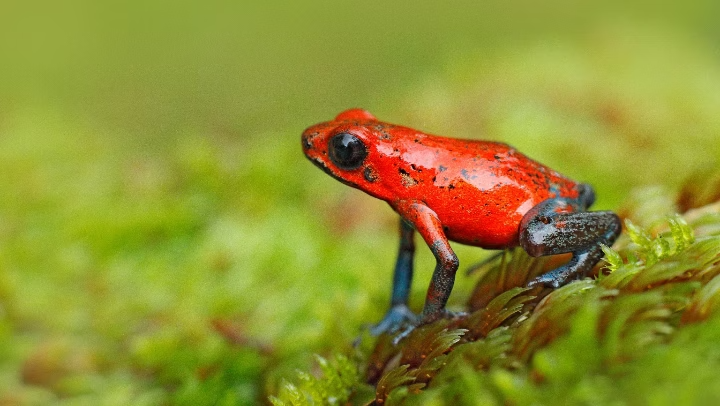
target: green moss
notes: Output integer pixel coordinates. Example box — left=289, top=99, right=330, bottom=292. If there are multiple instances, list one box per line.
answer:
left=269, top=354, right=367, bottom=406
left=272, top=198, right=720, bottom=405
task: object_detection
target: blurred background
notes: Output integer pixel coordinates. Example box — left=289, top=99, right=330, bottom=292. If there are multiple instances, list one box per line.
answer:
left=1, top=0, right=719, bottom=404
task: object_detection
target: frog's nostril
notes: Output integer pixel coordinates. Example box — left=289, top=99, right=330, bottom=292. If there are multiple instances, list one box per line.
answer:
left=302, top=137, right=312, bottom=150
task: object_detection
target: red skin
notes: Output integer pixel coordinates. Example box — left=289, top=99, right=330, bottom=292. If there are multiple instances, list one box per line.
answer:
left=302, top=109, right=581, bottom=250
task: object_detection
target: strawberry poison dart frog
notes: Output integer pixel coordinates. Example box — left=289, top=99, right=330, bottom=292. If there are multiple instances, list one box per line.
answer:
left=302, top=109, right=621, bottom=336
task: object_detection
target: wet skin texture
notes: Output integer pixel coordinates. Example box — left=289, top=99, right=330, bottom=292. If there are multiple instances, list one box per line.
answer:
left=302, top=109, right=621, bottom=337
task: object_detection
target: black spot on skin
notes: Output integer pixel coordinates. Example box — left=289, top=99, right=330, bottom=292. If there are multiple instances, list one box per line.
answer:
left=494, top=154, right=501, bottom=160
left=410, top=164, right=416, bottom=171
left=432, top=176, right=437, bottom=182
left=364, top=167, right=378, bottom=182
left=438, top=166, right=447, bottom=172
left=399, top=168, right=418, bottom=187
left=448, top=184, right=455, bottom=190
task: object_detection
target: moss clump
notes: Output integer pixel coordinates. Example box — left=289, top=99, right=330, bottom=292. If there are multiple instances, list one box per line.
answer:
left=269, top=354, right=363, bottom=406
left=272, top=187, right=720, bottom=405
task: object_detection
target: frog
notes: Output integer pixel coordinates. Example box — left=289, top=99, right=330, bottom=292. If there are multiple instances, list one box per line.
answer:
left=301, top=108, right=621, bottom=337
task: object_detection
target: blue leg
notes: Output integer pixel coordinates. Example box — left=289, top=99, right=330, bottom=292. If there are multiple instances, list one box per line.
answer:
left=520, top=184, right=621, bottom=288
left=370, top=219, right=419, bottom=335
left=391, top=219, right=414, bottom=306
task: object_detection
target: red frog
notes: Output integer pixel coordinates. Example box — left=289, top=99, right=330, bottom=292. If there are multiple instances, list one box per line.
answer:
left=302, top=108, right=621, bottom=337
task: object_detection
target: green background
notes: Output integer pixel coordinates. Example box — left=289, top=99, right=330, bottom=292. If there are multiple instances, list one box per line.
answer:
left=1, top=1, right=719, bottom=404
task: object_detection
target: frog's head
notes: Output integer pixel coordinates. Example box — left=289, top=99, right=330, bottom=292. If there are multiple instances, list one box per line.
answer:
left=302, top=108, right=396, bottom=199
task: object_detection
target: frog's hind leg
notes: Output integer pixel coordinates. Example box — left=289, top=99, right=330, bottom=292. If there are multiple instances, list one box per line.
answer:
left=519, top=185, right=621, bottom=288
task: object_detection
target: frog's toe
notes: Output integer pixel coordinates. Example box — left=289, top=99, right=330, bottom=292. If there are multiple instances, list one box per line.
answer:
left=444, top=309, right=469, bottom=320
left=391, top=309, right=468, bottom=345
left=527, top=270, right=566, bottom=289
left=420, top=308, right=468, bottom=325
left=392, top=323, right=418, bottom=345
left=370, top=305, right=418, bottom=336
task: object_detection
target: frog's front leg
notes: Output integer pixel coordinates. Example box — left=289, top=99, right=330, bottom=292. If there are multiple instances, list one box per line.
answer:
left=394, top=200, right=460, bottom=325
left=370, top=219, right=419, bottom=335
left=519, top=191, right=621, bottom=288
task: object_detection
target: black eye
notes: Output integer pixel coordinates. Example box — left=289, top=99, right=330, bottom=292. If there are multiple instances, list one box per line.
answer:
left=328, top=132, right=367, bottom=170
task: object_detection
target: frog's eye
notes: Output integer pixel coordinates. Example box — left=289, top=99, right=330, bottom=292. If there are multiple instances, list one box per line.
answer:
left=328, top=132, right=367, bottom=170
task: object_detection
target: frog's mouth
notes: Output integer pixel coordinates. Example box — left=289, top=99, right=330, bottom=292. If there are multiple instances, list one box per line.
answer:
left=309, top=157, right=336, bottom=178
left=308, top=156, right=358, bottom=188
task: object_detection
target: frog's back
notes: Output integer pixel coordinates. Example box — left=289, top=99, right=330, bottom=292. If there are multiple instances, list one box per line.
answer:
left=384, top=131, right=580, bottom=248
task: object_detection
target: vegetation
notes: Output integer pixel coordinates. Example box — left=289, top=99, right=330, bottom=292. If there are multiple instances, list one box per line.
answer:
left=271, top=196, right=720, bottom=405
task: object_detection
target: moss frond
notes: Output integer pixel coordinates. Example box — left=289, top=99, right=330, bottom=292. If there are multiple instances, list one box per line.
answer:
left=599, top=243, right=622, bottom=274
left=513, top=280, right=609, bottom=362
left=461, top=287, right=534, bottom=341
left=374, top=364, right=424, bottom=404
left=372, top=325, right=467, bottom=404
left=467, top=249, right=553, bottom=311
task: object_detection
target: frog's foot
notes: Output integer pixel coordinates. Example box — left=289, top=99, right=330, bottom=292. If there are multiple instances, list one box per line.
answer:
left=526, top=242, right=616, bottom=289
left=370, top=305, right=419, bottom=336
left=426, top=309, right=468, bottom=323
left=527, top=265, right=572, bottom=289
left=520, top=193, right=621, bottom=290
left=391, top=309, right=467, bottom=344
